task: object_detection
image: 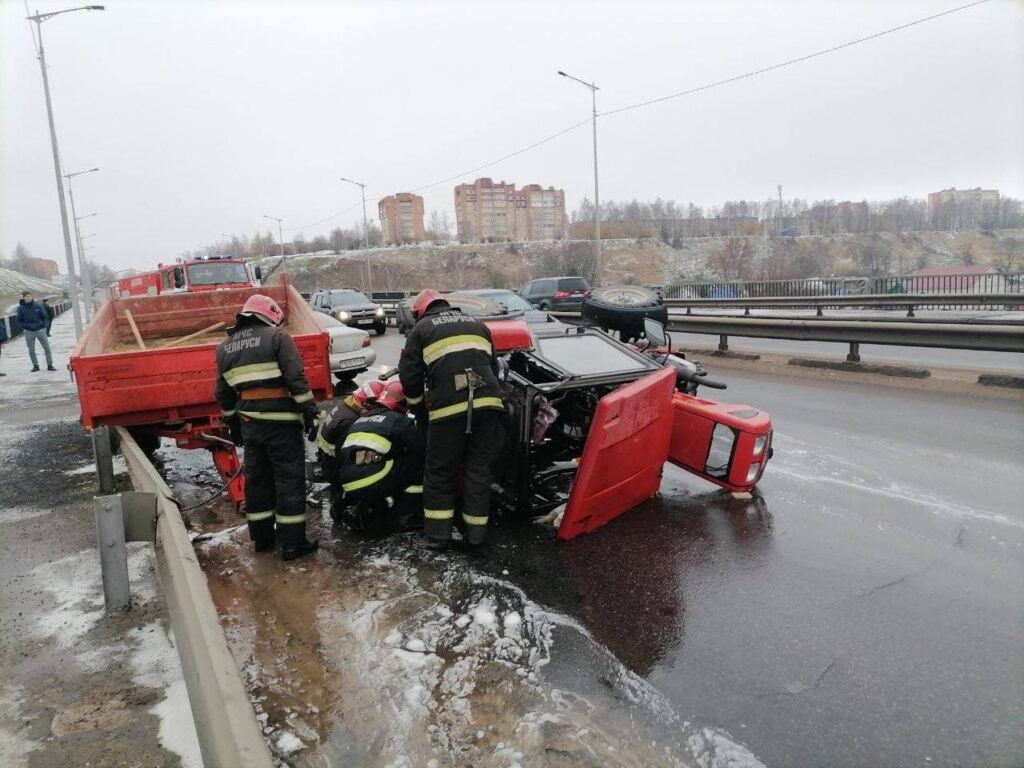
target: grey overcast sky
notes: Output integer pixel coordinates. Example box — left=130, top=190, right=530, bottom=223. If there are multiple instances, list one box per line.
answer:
left=2, top=0, right=1022, bottom=272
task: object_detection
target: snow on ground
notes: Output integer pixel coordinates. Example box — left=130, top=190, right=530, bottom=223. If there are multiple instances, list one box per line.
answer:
left=0, top=313, right=78, bottom=407
left=129, top=624, right=204, bottom=768
left=0, top=686, right=37, bottom=768
left=63, top=455, right=128, bottom=476
left=308, top=543, right=765, bottom=767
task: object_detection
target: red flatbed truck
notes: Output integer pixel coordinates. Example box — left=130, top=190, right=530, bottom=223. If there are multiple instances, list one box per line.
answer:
left=70, top=276, right=331, bottom=506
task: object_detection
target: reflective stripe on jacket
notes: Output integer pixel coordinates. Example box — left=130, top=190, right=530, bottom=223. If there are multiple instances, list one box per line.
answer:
left=398, top=306, right=503, bottom=423
left=215, top=321, right=313, bottom=421
left=338, top=408, right=424, bottom=493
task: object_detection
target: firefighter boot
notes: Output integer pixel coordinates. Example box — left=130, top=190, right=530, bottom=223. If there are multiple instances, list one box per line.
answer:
left=246, top=513, right=276, bottom=553
left=278, top=518, right=318, bottom=561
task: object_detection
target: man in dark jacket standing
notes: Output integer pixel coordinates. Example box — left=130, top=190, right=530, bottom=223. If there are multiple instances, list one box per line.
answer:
left=215, top=294, right=319, bottom=560
left=16, top=292, right=55, bottom=372
left=399, top=289, right=505, bottom=548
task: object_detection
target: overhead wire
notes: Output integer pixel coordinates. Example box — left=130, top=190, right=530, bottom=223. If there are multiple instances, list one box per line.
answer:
left=284, top=0, right=990, bottom=234
left=600, top=0, right=990, bottom=118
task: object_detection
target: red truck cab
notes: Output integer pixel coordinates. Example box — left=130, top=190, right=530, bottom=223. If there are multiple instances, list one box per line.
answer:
left=117, top=256, right=259, bottom=298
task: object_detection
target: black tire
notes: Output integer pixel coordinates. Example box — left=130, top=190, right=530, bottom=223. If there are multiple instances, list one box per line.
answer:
left=581, top=285, right=667, bottom=337
left=128, top=428, right=161, bottom=457
left=539, top=301, right=552, bottom=311
left=334, top=370, right=360, bottom=383
left=375, top=323, right=387, bottom=336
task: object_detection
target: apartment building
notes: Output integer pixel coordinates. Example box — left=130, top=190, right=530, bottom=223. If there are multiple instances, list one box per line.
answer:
left=454, top=178, right=565, bottom=243
left=378, top=193, right=425, bottom=245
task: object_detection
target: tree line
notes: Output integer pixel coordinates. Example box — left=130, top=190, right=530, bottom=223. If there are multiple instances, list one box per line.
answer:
left=0, top=242, right=116, bottom=287
left=569, top=195, right=1024, bottom=242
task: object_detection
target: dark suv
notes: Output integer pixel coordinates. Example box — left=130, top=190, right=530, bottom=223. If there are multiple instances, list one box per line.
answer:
left=518, top=276, right=591, bottom=311
left=310, top=289, right=387, bottom=335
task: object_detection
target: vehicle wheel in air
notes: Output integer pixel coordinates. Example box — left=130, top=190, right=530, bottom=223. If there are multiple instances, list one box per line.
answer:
left=581, top=285, right=667, bottom=337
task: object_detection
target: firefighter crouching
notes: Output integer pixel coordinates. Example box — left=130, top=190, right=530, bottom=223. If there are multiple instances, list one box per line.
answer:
left=399, top=289, right=505, bottom=548
left=215, top=294, right=319, bottom=561
left=336, top=382, right=425, bottom=532
left=314, top=380, right=384, bottom=519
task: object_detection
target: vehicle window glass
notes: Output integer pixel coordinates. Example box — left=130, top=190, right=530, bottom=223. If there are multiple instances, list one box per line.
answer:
left=162, top=271, right=172, bottom=290
left=521, top=282, right=535, bottom=297
left=186, top=262, right=250, bottom=286
left=558, top=277, right=589, bottom=292
left=329, top=291, right=371, bottom=306
left=479, top=291, right=533, bottom=311
left=536, top=335, right=650, bottom=375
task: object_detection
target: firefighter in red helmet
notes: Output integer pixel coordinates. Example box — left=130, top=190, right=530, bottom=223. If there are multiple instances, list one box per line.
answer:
left=215, top=294, right=319, bottom=560
left=399, top=289, right=505, bottom=548
left=336, top=381, right=425, bottom=532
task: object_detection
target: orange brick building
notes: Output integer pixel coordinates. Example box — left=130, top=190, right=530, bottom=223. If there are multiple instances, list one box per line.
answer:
left=378, top=193, right=425, bottom=245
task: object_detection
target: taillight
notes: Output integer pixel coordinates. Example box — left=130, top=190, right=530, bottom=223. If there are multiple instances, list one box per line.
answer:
left=583, top=290, right=591, bottom=298
left=361, top=336, right=371, bottom=348
left=554, top=290, right=570, bottom=298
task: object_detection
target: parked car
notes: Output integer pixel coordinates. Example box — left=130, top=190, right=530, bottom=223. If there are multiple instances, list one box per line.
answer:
left=461, top=289, right=556, bottom=325
left=310, top=289, right=387, bottom=335
left=518, top=276, right=591, bottom=311
left=311, top=311, right=376, bottom=382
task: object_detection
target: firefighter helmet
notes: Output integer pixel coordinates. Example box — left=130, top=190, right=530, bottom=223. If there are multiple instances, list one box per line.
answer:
left=353, top=379, right=386, bottom=408
left=411, top=289, right=448, bottom=320
left=376, top=381, right=407, bottom=413
left=238, top=294, right=284, bottom=326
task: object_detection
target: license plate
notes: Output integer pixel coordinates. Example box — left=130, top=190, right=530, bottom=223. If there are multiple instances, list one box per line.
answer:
left=340, top=356, right=364, bottom=369
left=357, top=319, right=373, bottom=325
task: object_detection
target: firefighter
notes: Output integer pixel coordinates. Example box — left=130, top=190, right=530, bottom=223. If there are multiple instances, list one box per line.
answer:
left=315, top=379, right=385, bottom=520
left=336, top=381, right=425, bottom=532
left=399, top=289, right=505, bottom=548
left=215, top=294, right=319, bottom=560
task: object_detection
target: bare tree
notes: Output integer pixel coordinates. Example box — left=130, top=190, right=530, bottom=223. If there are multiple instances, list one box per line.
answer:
left=708, top=237, right=754, bottom=281
left=996, top=237, right=1023, bottom=271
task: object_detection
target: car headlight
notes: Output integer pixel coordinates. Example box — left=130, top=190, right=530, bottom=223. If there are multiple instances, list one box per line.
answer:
left=375, top=307, right=385, bottom=317
left=336, top=310, right=350, bottom=322
left=753, top=434, right=768, bottom=457
left=745, top=462, right=762, bottom=484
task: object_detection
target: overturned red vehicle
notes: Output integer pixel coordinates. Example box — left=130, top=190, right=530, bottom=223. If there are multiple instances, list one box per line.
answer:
left=449, top=295, right=773, bottom=542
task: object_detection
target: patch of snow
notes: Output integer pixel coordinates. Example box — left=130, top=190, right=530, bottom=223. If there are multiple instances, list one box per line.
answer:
left=128, top=624, right=203, bottom=768
left=275, top=731, right=304, bottom=755
left=0, top=506, right=52, bottom=524
left=0, top=685, right=37, bottom=768
left=687, top=728, right=767, bottom=768
left=28, top=548, right=105, bottom=645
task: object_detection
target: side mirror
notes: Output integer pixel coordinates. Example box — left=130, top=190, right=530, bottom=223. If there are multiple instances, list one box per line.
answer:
left=173, top=266, right=185, bottom=289
left=643, top=317, right=667, bottom=347
left=253, top=265, right=263, bottom=281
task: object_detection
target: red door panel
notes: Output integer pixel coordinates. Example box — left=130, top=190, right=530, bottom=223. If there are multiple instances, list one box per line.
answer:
left=558, top=367, right=675, bottom=541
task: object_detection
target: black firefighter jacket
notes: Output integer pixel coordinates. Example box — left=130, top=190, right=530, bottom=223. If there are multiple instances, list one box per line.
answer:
left=215, top=321, right=315, bottom=423
left=398, top=305, right=503, bottom=423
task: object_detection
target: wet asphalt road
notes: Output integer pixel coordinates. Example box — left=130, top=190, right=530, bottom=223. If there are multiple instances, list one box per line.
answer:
left=368, top=330, right=1024, bottom=767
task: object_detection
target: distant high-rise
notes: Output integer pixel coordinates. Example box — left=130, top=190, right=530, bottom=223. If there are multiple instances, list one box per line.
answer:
left=379, top=193, right=425, bottom=245
left=454, top=178, right=565, bottom=243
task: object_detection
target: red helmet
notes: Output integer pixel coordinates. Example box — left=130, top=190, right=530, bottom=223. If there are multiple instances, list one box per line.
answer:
left=238, top=294, right=284, bottom=326
left=353, top=379, right=386, bottom=407
left=412, top=289, right=448, bottom=320
left=376, top=381, right=407, bottom=413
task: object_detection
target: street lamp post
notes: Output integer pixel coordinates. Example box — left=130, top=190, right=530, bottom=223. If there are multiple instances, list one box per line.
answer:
left=65, top=167, right=99, bottom=320
left=339, top=176, right=372, bottom=294
left=26, top=5, right=105, bottom=339
left=558, top=70, right=601, bottom=286
left=262, top=215, right=285, bottom=258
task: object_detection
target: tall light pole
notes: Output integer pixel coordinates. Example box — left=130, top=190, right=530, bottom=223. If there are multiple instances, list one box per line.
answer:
left=65, top=167, right=99, bottom=320
left=340, top=176, right=372, bottom=294
left=558, top=70, right=601, bottom=285
left=26, top=5, right=105, bottom=338
left=262, top=215, right=285, bottom=258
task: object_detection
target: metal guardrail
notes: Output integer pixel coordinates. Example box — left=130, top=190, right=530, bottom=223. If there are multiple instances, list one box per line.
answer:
left=664, top=272, right=1024, bottom=300
left=662, top=292, right=1023, bottom=317
left=551, top=310, right=1024, bottom=362
left=116, top=427, right=274, bottom=768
